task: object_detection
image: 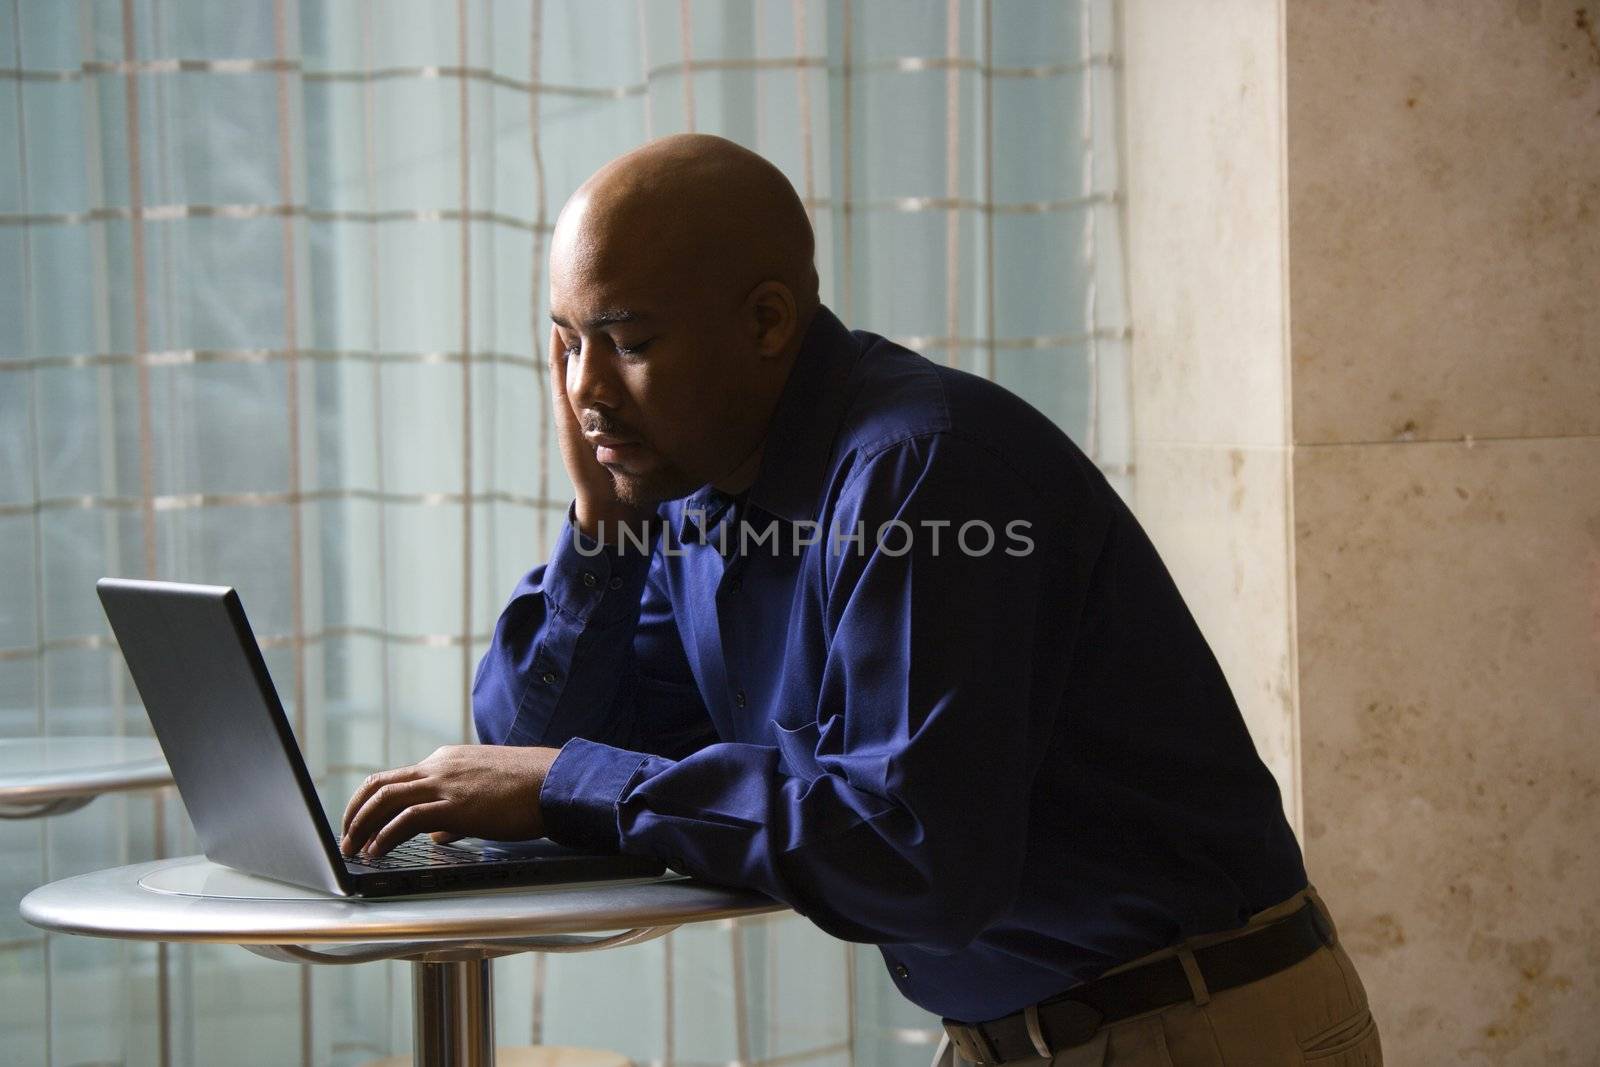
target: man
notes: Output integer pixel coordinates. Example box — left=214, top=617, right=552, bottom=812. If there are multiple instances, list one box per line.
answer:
left=341, top=134, right=1381, bottom=1065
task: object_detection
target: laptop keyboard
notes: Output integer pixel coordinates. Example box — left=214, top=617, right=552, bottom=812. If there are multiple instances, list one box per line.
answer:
left=351, top=836, right=483, bottom=870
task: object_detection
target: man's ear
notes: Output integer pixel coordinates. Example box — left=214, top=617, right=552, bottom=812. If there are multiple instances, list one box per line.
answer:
left=745, top=280, right=798, bottom=359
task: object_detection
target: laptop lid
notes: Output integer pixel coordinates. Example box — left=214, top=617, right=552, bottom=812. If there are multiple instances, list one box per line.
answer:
left=96, top=578, right=354, bottom=896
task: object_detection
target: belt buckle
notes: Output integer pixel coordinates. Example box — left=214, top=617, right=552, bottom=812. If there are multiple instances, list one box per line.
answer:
left=943, top=1021, right=1000, bottom=1065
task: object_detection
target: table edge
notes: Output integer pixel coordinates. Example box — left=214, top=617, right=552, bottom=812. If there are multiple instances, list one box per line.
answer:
left=20, top=857, right=791, bottom=946
left=0, top=764, right=173, bottom=805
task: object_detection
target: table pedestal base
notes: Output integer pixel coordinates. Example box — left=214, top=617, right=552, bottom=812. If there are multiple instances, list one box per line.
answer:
left=243, top=926, right=679, bottom=1067
left=414, top=959, right=494, bottom=1066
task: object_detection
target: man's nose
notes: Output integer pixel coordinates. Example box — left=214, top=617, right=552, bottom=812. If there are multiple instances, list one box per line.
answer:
left=565, top=339, right=623, bottom=412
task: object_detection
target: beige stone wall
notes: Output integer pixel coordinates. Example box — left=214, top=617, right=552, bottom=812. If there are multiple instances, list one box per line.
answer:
left=1288, top=2, right=1600, bottom=1062
left=1122, top=0, right=1600, bottom=1062
left=1120, top=0, right=1302, bottom=827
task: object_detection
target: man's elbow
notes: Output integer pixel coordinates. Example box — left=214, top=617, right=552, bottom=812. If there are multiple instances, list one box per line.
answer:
left=810, top=867, right=1016, bottom=954
left=902, top=882, right=1015, bottom=954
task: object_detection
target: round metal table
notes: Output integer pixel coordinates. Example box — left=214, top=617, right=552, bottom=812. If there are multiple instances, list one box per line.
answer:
left=21, top=855, right=786, bottom=1066
left=0, top=735, right=172, bottom=818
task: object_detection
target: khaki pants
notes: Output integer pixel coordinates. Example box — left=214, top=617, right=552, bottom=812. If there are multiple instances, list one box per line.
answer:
left=933, top=887, right=1382, bottom=1067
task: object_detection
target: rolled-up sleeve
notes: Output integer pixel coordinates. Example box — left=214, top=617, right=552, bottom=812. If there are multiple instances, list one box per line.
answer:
left=540, top=435, right=1100, bottom=953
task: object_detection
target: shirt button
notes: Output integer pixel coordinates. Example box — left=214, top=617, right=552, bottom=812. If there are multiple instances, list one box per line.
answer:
left=734, top=689, right=747, bottom=708
left=893, top=964, right=910, bottom=980
left=541, top=671, right=557, bottom=684
left=608, top=575, right=623, bottom=590
left=581, top=571, right=598, bottom=588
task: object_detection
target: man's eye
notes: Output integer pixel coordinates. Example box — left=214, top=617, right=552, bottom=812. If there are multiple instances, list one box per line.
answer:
left=614, top=339, right=654, bottom=357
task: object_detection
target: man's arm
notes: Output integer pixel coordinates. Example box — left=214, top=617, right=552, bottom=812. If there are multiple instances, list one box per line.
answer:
left=540, top=434, right=1106, bottom=952
left=339, top=507, right=717, bottom=858
left=472, top=504, right=715, bottom=761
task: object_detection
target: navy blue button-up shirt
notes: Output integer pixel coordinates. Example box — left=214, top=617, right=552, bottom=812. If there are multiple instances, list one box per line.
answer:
left=473, top=306, right=1307, bottom=1023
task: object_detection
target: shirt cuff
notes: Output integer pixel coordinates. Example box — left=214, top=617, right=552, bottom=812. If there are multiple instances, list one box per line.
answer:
left=542, top=501, right=664, bottom=625
left=539, top=736, right=652, bottom=853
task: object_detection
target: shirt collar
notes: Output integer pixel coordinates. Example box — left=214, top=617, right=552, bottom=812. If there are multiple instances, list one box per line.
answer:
left=676, top=484, right=744, bottom=546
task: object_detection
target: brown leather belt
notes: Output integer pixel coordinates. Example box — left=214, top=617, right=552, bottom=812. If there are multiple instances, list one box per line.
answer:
left=942, top=899, right=1336, bottom=1065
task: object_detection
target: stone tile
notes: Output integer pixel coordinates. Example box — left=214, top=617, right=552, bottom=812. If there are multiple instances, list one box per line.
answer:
left=1295, top=435, right=1600, bottom=1063
left=1287, top=2, right=1600, bottom=444
left=1132, top=441, right=1298, bottom=824
left=1122, top=0, right=1290, bottom=448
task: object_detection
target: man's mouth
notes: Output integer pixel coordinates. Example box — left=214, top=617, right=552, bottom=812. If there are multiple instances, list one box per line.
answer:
left=598, top=443, right=641, bottom=465
left=586, top=434, right=642, bottom=466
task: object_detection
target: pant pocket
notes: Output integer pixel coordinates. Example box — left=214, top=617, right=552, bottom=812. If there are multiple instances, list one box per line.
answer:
left=1298, top=1007, right=1381, bottom=1064
left=1099, top=1014, right=1178, bottom=1067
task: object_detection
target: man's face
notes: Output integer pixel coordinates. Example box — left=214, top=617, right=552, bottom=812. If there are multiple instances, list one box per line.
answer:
left=549, top=222, right=755, bottom=507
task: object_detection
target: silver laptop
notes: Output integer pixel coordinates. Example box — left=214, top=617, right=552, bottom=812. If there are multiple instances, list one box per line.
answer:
left=96, top=577, right=664, bottom=897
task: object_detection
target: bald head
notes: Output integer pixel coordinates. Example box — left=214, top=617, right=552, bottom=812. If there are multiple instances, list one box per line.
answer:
left=553, top=133, right=819, bottom=322
left=547, top=136, right=823, bottom=507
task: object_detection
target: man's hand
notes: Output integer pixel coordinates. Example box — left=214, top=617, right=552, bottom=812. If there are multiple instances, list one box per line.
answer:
left=548, top=324, right=657, bottom=543
left=339, top=744, right=562, bottom=859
